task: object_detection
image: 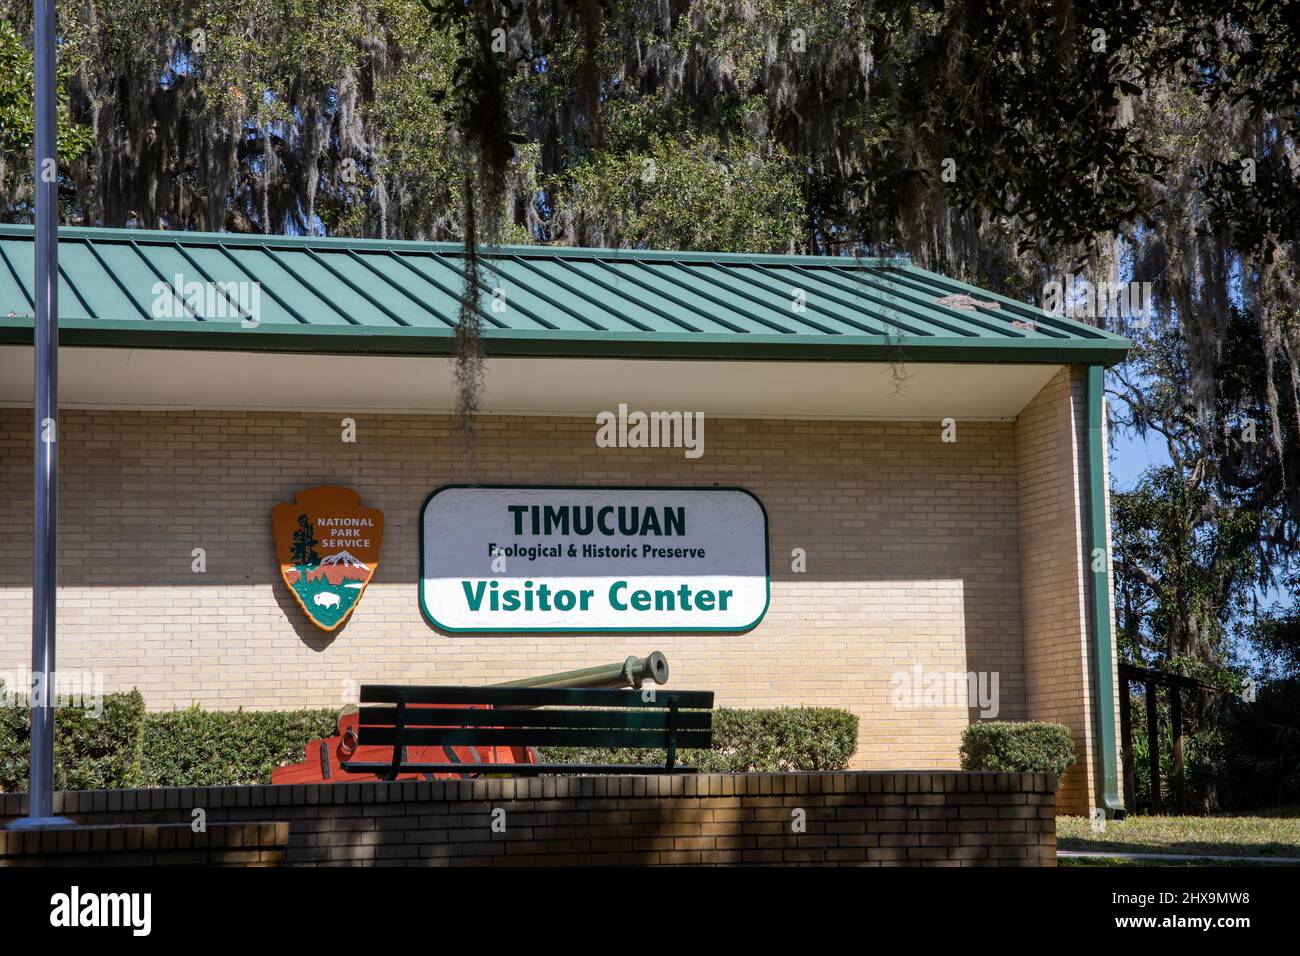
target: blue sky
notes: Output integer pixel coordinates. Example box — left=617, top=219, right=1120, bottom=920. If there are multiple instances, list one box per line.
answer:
left=1109, top=421, right=1168, bottom=492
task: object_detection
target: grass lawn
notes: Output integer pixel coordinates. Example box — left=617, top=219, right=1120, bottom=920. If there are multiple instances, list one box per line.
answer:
left=1059, top=856, right=1291, bottom=867
left=1058, top=807, right=1300, bottom=863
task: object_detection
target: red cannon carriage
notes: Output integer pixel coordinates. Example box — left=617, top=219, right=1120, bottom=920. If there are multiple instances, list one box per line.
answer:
left=271, top=652, right=670, bottom=784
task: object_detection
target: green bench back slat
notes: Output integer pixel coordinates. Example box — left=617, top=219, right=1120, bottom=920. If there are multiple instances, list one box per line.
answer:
left=357, top=705, right=712, bottom=731
left=361, top=725, right=713, bottom=750
left=350, top=685, right=715, bottom=773
left=359, top=684, right=714, bottom=709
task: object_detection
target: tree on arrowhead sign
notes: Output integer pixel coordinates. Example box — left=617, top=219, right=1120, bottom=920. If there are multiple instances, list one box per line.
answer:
left=272, top=487, right=383, bottom=630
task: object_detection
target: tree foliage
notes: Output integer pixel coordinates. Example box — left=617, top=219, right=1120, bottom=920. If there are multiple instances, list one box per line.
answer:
left=0, top=0, right=1296, bottom=650
left=0, top=18, right=91, bottom=217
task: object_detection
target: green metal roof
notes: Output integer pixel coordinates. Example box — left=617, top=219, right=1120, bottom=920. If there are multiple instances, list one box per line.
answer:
left=0, top=225, right=1130, bottom=364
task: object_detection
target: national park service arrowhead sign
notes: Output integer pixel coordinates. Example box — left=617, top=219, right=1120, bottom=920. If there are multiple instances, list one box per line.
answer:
left=272, top=487, right=383, bottom=631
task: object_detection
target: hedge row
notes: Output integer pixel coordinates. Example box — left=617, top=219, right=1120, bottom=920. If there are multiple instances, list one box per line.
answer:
left=540, top=707, right=860, bottom=773
left=959, top=720, right=1077, bottom=777
left=0, top=691, right=858, bottom=789
left=0, top=691, right=336, bottom=791
left=0, top=689, right=147, bottom=792
left=137, top=707, right=340, bottom=787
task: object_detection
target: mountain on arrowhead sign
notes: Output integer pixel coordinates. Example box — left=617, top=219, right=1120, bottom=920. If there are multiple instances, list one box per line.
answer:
left=272, top=487, right=384, bottom=631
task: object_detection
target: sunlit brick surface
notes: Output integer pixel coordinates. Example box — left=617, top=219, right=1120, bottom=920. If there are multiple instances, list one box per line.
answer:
left=0, top=368, right=1115, bottom=812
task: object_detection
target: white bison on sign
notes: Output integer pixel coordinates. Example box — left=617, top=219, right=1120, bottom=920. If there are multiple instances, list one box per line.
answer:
left=314, top=592, right=341, bottom=609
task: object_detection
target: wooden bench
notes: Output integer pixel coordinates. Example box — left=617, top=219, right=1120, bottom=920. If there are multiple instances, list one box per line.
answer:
left=341, top=685, right=715, bottom=780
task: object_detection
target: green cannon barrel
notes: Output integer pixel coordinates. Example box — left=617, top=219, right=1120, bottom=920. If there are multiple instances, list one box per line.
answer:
left=493, top=651, right=669, bottom=689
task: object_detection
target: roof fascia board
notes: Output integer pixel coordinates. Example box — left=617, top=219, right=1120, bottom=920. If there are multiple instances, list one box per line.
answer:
left=0, top=316, right=1132, bottom=365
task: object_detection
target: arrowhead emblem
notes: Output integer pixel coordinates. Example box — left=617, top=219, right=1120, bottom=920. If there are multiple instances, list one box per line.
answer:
left=272, top=487, right=384, bottom=631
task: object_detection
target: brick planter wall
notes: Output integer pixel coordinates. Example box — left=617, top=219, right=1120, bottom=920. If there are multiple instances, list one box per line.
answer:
left=0, top=822, right=289, bottom=867
left=1, top=772, right=1056, bottom=867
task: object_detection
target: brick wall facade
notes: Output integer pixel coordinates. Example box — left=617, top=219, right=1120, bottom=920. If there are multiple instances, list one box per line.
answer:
left=0, top=366, right=1117, bottom=809
left=0, top=773, right=1058, bottom=867
left=1014, top=368, right=1122, bottom=814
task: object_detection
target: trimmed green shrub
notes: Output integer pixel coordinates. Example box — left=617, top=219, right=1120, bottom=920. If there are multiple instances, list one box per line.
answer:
left=0, top=691, right=334, bottom=791
left=139, top=707, right=338, bottom=787
left=540, top=706, right=859, bottom=772
left=960, top=720, right=1076, bottom=777
left=0, top=687, right=146, bottom=792
left=1, top=696, right=858, bottom=788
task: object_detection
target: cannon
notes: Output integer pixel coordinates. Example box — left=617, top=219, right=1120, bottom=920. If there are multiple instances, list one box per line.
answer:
left=494, top=651, right=668, bottom=689
left=271, top=652, right=672, bottom=785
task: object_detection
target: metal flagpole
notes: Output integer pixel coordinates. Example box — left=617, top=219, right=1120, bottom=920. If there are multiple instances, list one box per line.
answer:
left=11, top=0, right=71, bottom=829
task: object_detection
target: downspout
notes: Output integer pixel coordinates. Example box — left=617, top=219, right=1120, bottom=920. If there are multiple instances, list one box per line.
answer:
left=1086, top=364, right=1125, bottom=818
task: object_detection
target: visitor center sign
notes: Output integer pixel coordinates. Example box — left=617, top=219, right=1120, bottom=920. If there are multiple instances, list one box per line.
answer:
left=419, top=486, right=770, bottom=632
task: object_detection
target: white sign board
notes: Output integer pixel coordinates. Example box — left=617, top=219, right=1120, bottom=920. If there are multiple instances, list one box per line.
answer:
left=420, top=485, right=769, bottom=633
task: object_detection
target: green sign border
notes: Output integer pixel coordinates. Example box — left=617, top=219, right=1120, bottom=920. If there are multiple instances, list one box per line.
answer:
left=418, top=484, right=771, bottom=635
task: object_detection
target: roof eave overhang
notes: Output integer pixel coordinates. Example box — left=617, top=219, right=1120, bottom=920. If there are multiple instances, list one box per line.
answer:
left=0, top=318, right=1132, bottom=366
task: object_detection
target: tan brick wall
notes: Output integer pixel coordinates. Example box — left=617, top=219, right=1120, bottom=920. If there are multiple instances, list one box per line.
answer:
left=0, top=773, right=1059, bottom=867
left=1014, top=367, right=1118, bottom=815
left=0, top=407, right=1035, bottom=772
